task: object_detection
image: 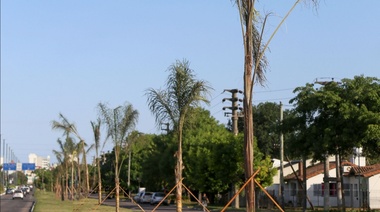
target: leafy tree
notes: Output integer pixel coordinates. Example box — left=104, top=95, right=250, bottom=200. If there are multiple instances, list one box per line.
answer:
left=183, top=107, right=243, bottom=195
left=145, top=59, right=211, bottom=212
left=137, top=133, right=175, bottom=191
left=286, top=76, right=380, bottom=161
left=8, top=171, right=28, bottom=186
left=184, top=108, right=276, bottom=199
left=98, top=102, right=138, bottom=212
left=284, top=76, right=379, bottom=210
left=33, top=169, right=53, bottom=191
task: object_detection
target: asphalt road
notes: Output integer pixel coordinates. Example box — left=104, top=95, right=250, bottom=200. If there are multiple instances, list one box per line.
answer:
left=90, top=193, right=203, bottom=212
left=0, top=190, right=35, bottom=212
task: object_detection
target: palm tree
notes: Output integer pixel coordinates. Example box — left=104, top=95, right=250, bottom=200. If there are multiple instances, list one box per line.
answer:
left=53, top=139, right=68, bottom=200
left=98, top=102, right=139, bottom=212
left=235, top=1, right=318, bottom=211
left=52, top=113, right=90, bottom=199
left=91, top=118, right=103, bottom=204
left=53, top=137, right=76, bottom=200
left=145, top=59, right=211, bottom=212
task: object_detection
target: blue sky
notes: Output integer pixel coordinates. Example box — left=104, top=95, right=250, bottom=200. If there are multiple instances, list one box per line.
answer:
left=1, top=1, right=379, bottom=164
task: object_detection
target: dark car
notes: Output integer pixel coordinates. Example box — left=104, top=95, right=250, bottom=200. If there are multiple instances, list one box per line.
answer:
left=21, top=187, right=28, bottom=196
left=6, top=188, right=14, bottom=195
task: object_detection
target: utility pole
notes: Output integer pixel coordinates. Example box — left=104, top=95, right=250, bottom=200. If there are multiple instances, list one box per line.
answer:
left=279, top=102, right=285, bottom=208
left=223, top=89, right=243, bottom=208
left=222, top=89, right=243, bottom=135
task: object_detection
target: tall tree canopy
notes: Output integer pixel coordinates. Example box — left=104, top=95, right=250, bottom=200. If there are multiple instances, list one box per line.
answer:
left=285, top=75, right=380, bottom=161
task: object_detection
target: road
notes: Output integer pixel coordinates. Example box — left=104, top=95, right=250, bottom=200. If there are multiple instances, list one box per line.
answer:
left=90, top=193, right=202, bottom=212
left=0, top=191, right=35, bottom=212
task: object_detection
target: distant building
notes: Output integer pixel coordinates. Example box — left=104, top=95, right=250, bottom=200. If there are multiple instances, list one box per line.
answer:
left=28, top=153, right=50, bottom=169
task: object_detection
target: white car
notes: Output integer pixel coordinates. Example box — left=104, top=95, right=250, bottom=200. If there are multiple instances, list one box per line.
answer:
left=134, top=191, right=153, bottom=203
left=12, top=190, right=24, bottom=200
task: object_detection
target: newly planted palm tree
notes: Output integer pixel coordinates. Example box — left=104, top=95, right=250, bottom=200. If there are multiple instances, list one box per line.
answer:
left=53, top=137, right=76, bottom=200
left=146, top=59, right=211, bottom=212
left=98, top=102, right=138, bottom=212
left=52, top=113, right=90, bottom=198
left=234, top=1, right=318, bottom=211
left=91, top=118, right=103, bottom=204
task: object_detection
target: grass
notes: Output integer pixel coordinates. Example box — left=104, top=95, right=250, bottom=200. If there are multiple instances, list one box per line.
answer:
left=33, top=191, right=380, bottom=212
left=33, top=190, right=132, bottom=212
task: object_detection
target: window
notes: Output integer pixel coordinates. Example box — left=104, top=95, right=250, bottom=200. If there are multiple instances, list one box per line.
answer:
left=343, top=183, right=350, bottom=197
left=321, top=182, right=337, bottom=196
left=313, top=184, right=322, bottom=196
left=330, top=183, right=337, bottom=196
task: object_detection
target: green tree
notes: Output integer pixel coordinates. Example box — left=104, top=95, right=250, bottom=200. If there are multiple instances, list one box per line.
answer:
left=183, top=107, right=243, bottom=194
left=285, top=76, right=380, bottom=210
left=184, top=108, right=276, bottom=198
left=98, top=102, right=139, bottom=212
left=145, top=59, right=211, bottom=212
left=137, top=133, right=175, bottom=191
left=286, top=76, right=380, bottom=161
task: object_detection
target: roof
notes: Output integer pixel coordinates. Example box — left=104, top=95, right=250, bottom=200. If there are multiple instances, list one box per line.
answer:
left=348, top=164, right=380, bottom=178
left=284, top=160, right=356, bottom=181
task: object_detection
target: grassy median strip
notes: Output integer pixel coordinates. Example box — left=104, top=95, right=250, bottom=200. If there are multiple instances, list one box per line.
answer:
left=33, top=190, right=132, bottom=212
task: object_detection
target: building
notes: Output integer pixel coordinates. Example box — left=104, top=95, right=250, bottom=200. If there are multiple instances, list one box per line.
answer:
left=266, top=153, right=380, bottom=210
left=28, top=153, right=50, bottom=169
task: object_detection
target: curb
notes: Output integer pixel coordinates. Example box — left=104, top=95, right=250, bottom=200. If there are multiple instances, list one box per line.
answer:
left=30, top=201, right=36, bottom=212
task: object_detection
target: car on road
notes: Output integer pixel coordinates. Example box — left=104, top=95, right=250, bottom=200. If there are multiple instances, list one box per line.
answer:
left=6, top=188, right=14, bottom=195
left=150, top=192, right=169, bottom=205
left=12, top=190, right=24, bottom=200
left=134, top=191, right=153, bottom=203
left=21, top=187, right=29, bottom=196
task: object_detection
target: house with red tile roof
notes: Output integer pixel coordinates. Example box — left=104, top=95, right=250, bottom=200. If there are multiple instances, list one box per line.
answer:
left=266, top=154, right=380, bottom=210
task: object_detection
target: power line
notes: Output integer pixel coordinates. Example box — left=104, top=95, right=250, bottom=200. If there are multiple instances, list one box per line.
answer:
left=253, top=87, right=295, bottom=93
left=253, top=97, right=294, bottom=102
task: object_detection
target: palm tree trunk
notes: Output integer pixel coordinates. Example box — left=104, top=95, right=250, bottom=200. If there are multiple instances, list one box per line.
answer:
left=115, top=147, right=120, bottom=212
left=242, top=1, right=256, bottom=211
left=71, top=161, right=75, bottom=200
left=176, top=123, right=184, bottom=212
left=77, top=157, right=81, bottom=199
left=84, top=158, right=90, bottom=197
left=97, top=157, right=102, bottom=204
left=65, top=167, right=69, bottom=200
left=81, top=142, right=90, bottom=197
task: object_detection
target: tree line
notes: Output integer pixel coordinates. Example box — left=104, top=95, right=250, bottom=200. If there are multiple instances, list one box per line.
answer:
left=31, top=64, right=378, bottom=212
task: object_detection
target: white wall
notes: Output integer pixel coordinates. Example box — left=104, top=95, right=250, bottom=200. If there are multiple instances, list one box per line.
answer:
left=369, top=174, right=380, bottom=209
